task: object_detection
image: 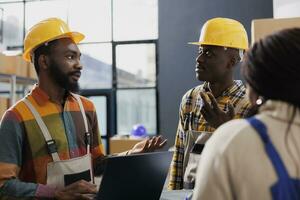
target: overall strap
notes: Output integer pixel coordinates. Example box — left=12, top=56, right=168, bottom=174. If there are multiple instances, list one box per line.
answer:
left=23, top=98, right=60, bottom=162
left=72, top=94, right=91, bottom=154
left=72, top=94, right=94, bottom=183
left=246, top=117, right=291, bottom=180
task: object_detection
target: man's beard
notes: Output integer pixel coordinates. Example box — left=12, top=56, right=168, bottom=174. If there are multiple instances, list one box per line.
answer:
left=48, top=61, right=80, bottom=93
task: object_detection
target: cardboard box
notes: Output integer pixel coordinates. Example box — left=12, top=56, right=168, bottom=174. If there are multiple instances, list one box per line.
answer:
left=0, top=53, right=28, bottom=77
left=109, top=137, right=144, bottom=154
left=27, top=62, right=37, bottom=79
left=252, top=17, right=300, bottom=45
left=0, top=97, right=9, bottom=119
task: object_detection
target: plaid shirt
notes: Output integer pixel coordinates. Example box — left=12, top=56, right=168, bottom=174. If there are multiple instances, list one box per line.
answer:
left=0, top=85, right=105, bottom=198
left=168, top=80, right=251, bottom=190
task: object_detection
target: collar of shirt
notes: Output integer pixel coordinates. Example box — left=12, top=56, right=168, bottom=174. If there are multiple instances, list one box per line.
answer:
left=30, top=84, right=76, bottom=106
left=202, top=80, right=244, bottom=98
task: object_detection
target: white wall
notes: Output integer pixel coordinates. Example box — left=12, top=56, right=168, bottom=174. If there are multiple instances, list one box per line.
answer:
left=273, top=0, right=300, bottom=18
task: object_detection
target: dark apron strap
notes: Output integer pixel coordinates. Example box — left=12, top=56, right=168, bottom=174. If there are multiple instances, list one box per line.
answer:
left=246, top=117, right=291, bottom=180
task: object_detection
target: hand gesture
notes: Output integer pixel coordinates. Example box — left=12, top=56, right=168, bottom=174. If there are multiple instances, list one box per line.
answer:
left=129, top=135, right=167, bottom=154
left=54, top=180, right=97, bottom=200
left=200, top=92, right=235, bottom=128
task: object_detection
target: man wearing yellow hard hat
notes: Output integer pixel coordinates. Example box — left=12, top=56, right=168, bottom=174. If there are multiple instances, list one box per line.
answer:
left=168, top=17, right=252, bottom=190
left=0, top=18, right=166, bottom=199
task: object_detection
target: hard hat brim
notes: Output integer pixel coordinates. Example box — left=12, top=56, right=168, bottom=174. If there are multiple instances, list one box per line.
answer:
left=188, top=41, right=227, bottom=47
left=188, top=41, right=247, bottom=50
left=23, top=31, right=85, bottom=62
left=188, top=42, right=202, bottom=45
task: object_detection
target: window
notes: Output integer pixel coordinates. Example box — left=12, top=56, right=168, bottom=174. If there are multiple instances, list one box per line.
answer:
left=89, top=96, right=108, bottom=154
left=116, top=43, right=156, bottom=88
left=113, top=0, right=158, bottom=41
left=25, top=0, right=68, bottom=31
left=117, top=89, right=157, bottom=135
left=79, top=43, right=112, bottom=89
left=68, top=0, right=112, bottom=42
left=0, top=3, right=24, bottom=48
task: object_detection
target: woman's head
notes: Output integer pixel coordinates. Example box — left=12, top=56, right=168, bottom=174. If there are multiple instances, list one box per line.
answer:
left=242, top=28, right=300, bottom=108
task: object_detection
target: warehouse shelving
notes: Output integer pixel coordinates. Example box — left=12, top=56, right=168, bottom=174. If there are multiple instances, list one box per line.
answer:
left=0, top=73, right=36, bottom=105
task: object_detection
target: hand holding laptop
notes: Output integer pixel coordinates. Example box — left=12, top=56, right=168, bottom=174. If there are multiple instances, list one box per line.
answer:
left=128, top=135, right=167, bottom=155
left=54, top=180, right=97, bottom=200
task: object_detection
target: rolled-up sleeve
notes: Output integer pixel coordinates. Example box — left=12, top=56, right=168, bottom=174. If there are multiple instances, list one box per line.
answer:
left=0, top=110, right=38, bottom=198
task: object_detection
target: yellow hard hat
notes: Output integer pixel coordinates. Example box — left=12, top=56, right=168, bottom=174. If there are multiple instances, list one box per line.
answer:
left=23, top=18, right=85, bottom=62
left=189, top=17, right=248, bottom=50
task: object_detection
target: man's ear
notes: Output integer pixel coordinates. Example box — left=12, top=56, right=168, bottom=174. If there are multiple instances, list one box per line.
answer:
left=226, top=49, right=240, bottom=69
left=225, top=56, right=236, bottom=70
left=230, top=56, right=238, bottom=67
left=38, top=55, right=50, bottom=70
left=227, top=51, right=241, bottom=70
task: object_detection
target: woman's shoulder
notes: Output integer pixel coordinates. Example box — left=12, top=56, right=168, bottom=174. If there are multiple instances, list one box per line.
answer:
left=206, top=118, right=259, bottom=153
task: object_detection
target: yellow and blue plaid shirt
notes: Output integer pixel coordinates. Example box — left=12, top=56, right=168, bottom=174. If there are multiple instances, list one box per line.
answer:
left=168, top=80, right=251, bottom=190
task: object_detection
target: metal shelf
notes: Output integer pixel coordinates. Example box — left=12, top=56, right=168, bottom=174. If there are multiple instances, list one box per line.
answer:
left=0, top=73, right=37, bottom=105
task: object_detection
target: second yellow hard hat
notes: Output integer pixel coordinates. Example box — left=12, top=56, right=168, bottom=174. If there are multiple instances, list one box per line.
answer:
left=190, top=17, right=248, bottom=50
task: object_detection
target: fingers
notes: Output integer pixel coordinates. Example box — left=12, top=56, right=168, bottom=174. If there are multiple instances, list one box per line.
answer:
left=200, top=92, right=215, bottom=121
left=226, top=101, right=235, bottom=118
left=75, top=193, right=96, bottom=200
left=200, top=92, right=218, bottom=114
left=145, top=136, right=167, bottom=151
left=200, top=92, right=210, bottom=111
left=141, top=139, right=150, bottom=152
left=158, top=139, right=167, bottom=148
left=207, top=92, right=219, bottom=111
left=67, top=180, right=97, bottom=194
left=148, top=137, right=156, bottom=151
left=153, top=135, right=162, bottom=146
left=200, top=107, right=208, bottom=119
left=55, top=180, right=97, bottom=200
left=152, top=135, right=167, bottom=148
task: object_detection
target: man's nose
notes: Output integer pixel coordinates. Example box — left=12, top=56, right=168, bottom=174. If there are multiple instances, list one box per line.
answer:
left=75, top=60, right=83, bottom=70
left=196, top=53, right=204, bottom=63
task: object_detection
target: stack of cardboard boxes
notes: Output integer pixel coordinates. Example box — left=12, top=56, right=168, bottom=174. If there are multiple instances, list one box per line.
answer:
left=0, top=52, right=37, bottom=79
left=0, top=52, right=37, bottom=119
left=109, top=136, right=144, bottom=154
left=0, top=97, right=9, bottom=119
left=252, top=17, right=300, bottom=44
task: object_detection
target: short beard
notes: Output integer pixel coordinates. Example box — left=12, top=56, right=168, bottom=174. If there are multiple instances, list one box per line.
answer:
left=48, top=61, right=80, bottom=93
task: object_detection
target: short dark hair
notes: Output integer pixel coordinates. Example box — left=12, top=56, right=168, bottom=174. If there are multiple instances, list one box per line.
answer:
left=33, top=39, right=58, bottom=74
left=242, top=28, right=300, bottom=108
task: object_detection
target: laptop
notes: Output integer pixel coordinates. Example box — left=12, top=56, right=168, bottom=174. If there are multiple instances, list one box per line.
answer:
left=95, top=151, right=173, bottom=200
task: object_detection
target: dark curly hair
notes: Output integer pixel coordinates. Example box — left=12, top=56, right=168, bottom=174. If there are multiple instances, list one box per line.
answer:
left=242, top=28, right=300, bottom=108
left=33, top=39, right=59, bottom=75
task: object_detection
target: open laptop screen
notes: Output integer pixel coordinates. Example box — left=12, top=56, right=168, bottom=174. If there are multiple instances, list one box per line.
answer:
left=96, top=151, right=173, bottom=200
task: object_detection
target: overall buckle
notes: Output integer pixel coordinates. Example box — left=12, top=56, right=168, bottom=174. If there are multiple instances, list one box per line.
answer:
left=85, top=132, right=91, bottom=146
left=46, top=139, right=57, bottom=154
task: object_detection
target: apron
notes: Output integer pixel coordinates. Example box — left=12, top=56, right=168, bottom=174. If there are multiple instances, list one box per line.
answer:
left=247, top=117, right=300, bottom=200
left=182, top=90, right=248, bottom=189
left=181, top=86, right=213, bottom=189
left=23, top=94, right=94, bottom=188
left=182, top=127, right=211, bottom=189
